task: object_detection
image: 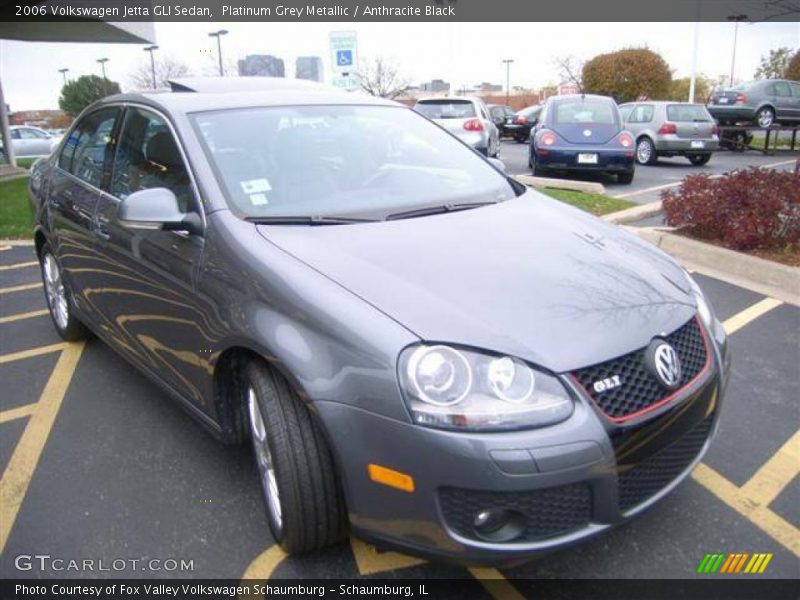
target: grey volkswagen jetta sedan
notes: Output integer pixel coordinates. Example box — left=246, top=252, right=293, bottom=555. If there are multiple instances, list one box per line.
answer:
left=29, top=78, right=730, bottom=565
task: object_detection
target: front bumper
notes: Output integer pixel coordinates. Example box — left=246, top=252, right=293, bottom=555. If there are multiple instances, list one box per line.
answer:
left=535, top=147, right=634, bottom=172
left=316, top=329, right=727, bottom=566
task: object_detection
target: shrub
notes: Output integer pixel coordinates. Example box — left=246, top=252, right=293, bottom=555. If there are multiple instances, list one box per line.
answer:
left=662, top=168, right=800, bottom=253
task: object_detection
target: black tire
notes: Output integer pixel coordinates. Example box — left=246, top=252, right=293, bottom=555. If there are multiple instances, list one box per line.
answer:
left=617, top=169, right=635, bottom=184
left=39, top=244, right=90, bottom=342
left=530, top=149, right=546, bottom=176
left=515, top=135, right=527, bottom=143
left=756, top=106, right=775, bottom=128
left=635, top=137, right=657, bottom=165
left=688, top=154, right=711, bottom=166
left=245, top=359, right=346, bottom=554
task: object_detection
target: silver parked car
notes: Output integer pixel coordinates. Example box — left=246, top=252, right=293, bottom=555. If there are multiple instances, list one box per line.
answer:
left=414, top=96, right=500, bottom=157
left=620, top=102, right=720, bottom=166
left=707, top=79, right=800, bottom=128
left=9, top=125, right=62, bottom=158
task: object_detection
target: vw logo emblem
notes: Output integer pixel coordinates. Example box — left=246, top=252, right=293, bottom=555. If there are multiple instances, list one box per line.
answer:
left=583, top=129, right=592, bottom=137
left=644, top=340, right=682, bottom=390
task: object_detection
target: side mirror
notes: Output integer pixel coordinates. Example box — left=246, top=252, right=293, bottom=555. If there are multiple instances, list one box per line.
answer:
left=118, top=188, right=201, bottom=235
left=488, top=157, right=507, bottom=173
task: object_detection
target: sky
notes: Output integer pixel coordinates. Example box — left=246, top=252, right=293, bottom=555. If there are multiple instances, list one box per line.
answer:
left=1, top=21, right=798, bottom=110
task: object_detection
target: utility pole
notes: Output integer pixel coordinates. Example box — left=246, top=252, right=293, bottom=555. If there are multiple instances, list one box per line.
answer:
left=727, top=14, right=748, bottom=87
left=502, top=59, right=514, bottom=106
left=58, top=68, right=69, bottom=86
left=209, top=30, right=229, bottom=76
left=144, top=45, right=159, bottom=89
left=97, top=58, right=109, bottom=80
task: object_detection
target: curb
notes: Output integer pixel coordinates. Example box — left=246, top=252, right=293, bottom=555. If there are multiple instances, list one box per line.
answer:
left=631, top=227, right=800, bottom=306
left=514, top=174, right=606, bottom=195
left=603, top=201, right=663, bottom=225
left=0, top=239, right=34, bottom=246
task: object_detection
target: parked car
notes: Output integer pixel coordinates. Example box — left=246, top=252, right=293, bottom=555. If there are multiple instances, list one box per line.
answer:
left=506, top=104, right=542, bottom=143
left=487, top=104, right=515, bottom=136
left=707, top=79, right=800, bottom=128
left=529, top=94, right=635, bottom=183
left=619, top=102, right=720, bottom=166
left=30, top=78, right=729, bottom=564
left=9, top=125, right=62, bottom=157
left=414, top=96, right=500, bottom=157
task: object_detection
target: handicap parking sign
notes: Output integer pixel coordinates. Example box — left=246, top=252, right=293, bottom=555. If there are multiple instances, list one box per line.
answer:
left=336, top=50, right=353, bottom=67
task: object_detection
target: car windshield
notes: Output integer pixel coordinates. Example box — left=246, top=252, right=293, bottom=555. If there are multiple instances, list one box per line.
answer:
left=666, top=104, right=712, bottom=122
left=415, top=100, right=477, bottom=119
left=554, top=100, right=617, bottom=124
left=191, top=104, right=515, bottom=220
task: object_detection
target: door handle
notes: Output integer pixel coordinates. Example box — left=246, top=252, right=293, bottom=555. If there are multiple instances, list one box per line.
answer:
left=94, top=215, right=111, bottom=240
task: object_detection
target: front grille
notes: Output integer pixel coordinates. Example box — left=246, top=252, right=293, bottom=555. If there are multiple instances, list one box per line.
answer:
left=618, top=416, right=713, bottom=511
left=439, top=483, right=592, bottom=543
left=572, top=317, right=708, bottom=420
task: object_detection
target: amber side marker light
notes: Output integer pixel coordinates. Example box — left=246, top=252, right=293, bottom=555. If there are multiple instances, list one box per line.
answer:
left=368, top=464, right=415, bottom=493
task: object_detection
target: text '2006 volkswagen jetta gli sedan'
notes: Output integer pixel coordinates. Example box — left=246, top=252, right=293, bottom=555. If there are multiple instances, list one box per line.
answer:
left=29, top=77, right=730, bottom=565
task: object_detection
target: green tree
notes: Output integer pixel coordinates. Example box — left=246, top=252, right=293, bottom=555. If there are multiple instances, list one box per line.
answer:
left=58, top=75, right=121, bottom=117
left=785, top=49, right=800, bottom=81
left=754, top=47, right=792, bottom=80
left=669, top=75, right=711, bottom=103
left=582, top=48, right=672, bottom=103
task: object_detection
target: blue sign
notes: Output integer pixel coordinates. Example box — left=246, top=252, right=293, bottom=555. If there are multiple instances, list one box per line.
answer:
left=336, top=50, right=353, bottom=67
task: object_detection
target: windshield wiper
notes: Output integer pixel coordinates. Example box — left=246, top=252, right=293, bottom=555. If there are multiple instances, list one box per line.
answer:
left=385, top=202, right=497, bottom=221
left=245, top=215, right=375, bottom=225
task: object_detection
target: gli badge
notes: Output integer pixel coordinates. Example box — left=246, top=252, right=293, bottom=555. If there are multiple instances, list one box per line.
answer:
left=593, top=374, right=622, bottom=393
left=644, top=340, right=682, bottom=390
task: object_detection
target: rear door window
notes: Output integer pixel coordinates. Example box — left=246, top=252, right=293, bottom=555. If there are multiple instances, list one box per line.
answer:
left=629, top=104, right=654, bottom=123
left=771, top=81, right=791, bottom=97
left=666, top=104, right=712, bottom=122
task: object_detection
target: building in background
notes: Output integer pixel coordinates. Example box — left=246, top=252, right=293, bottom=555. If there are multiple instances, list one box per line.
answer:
left=238, top=55, right=285, bottom=77
left=9, top=109, right=65, bottom=128
left=296, top=56, right=323, bottom=82
left=420, top=79, right=450, bottom=93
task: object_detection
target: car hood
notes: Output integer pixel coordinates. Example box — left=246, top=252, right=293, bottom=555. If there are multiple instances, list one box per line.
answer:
left=257, top=190, right=695, bottom=373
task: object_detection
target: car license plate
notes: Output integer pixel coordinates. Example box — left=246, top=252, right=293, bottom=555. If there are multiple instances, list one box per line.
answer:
left=691, top=141, right=705, bottom=149
left=577, top=153, right=598, bottom=164
left=718, top=97, right=729, bottom=104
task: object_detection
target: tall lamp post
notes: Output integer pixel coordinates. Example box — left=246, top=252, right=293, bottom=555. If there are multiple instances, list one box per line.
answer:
left=97, top=57, right=109, bottom=79
left=727, top=14, right=748, bottom=87
left=209, top=29, right=228, bottom=76
left=144, top=45, right=159, bottom=89
left=502, top=59, right=514, bottom=106
left=58, top=68, right=69, bottom=86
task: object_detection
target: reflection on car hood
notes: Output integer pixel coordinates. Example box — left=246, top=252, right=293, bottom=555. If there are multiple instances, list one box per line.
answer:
left=257, top=190, right=695, bottom=372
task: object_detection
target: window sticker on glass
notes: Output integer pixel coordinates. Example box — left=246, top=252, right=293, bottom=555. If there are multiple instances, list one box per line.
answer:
left=241, top=178, right=272, bottom=194
left=250, top=193, right=269, bottom=206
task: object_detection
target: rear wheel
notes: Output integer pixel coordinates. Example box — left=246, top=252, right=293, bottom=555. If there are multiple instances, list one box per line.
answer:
left=617, top=169, right=635, bottom=184
left=39, top=244, right=89, bottom=341
left=245, top=359, right=346, bottom=554
left=530, top=148, right=546, bottom=176
left=688, top=154, right=711, bottom=166
left=635, top=137, right=657, bottom=165
left=756, top=106, right=775, bottom=128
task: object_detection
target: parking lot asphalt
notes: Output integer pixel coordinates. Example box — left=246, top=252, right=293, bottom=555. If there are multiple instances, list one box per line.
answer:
left=498, top=140, right=799, bottom=204
left=0, top=241, right=798, bottom=590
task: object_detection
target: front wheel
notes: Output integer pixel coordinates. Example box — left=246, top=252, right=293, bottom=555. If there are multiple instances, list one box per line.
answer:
left=756, top=107, right=775, bottom=128
left=245, top=359, right=346, bottom=554
left=39, top=244, right=89, bottom=341
left=688, top=154, right=711, bottom=166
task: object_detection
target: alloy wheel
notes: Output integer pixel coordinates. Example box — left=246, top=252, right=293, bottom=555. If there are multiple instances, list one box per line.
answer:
left=248, top=386, right=283, bottom=533
left=636, top=139, right=652, bottom=165
left=43, top=253, right=68, bottom=330
left=757, top=108, right=774, bottom=128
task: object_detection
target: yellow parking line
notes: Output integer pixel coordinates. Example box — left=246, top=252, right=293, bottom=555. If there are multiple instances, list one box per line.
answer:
left=692, top=463, right=800, bottom=556
left=0, top=261, right=38, bottom=272
left=0, top=309, right=49, bottom=325
left=349, top=537, right=426, bottom=575
left=469, top=567, right=527, bottom=600
left=723, top=298, right=783, bottom=335
left=0, top=343, right=68, bottom=365
left=0, top=282, right=41, bottom=295
left=0, top=341, right=85, bottom=553
left=0, top=403, right=37, bottom=424
left=740, top=430, right=800, bottom=507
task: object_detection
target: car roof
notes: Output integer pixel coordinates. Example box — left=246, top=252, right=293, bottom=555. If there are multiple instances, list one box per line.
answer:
left=93, top=77, right=400, bottom=115
left=416, top=96, right=480, bottom=103
left=548, top=94, right=614, bottom=103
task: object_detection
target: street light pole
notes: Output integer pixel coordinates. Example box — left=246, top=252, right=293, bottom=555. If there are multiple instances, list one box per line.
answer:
left=727, top=14, right=747, bottom=87
left=502, top=59, right=514, bottom=106
left=144, top=45, right=159, bottom=89
left=209, top=30, right=229, bottom=77
left=58, top=68, right=69, bottom=86
left=97, top=58, right=109, bottom=80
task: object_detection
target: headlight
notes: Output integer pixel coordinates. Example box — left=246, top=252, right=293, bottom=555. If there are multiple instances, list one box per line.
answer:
left=399, top=345, right=573, bottom=431
left=686, top=272, right=716, bottom=329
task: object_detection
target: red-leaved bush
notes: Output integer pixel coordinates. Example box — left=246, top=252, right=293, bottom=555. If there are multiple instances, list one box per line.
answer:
left=662, top=167, right=800, bottom=252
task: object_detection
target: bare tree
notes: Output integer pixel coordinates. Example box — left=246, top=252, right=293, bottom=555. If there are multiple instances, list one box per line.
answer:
left=356, top=58, right=410, bottom=99
left=554, top=55, right=584, bottom=91
left=128, top=56, right=192, bottom=91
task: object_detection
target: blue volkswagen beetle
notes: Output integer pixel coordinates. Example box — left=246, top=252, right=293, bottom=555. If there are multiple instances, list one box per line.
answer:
left=529, top=94, right=635, bottom=184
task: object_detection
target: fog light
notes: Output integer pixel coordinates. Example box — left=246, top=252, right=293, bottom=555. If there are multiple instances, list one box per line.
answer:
left=474, top=509, right=507, bottom=534
left=472, top=508, right=525, bottom=542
